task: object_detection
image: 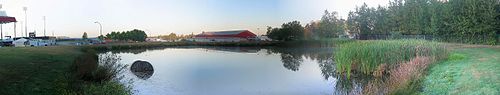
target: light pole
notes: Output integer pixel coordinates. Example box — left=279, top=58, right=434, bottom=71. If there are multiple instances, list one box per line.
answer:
left=94, top=21, right=102, bottom=39
left=43, top=16, right=46, bottom=37
left=23, top=7, right=27, bottom=37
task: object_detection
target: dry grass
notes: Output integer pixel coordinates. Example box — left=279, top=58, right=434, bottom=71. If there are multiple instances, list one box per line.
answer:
left=363, top=56, right=432, bottom=95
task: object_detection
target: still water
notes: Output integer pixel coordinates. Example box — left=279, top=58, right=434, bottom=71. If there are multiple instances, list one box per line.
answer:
left=103, top=47, right=365, bottom=95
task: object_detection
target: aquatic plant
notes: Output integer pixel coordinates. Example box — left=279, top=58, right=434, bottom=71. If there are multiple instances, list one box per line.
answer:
left=335, top=39, right=448, bottom=77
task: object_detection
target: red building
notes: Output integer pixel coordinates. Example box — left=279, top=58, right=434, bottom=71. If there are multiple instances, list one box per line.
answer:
left=192, top=30, right=258, bottom=42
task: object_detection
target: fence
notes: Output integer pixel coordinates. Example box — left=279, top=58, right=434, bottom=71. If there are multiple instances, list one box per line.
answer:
left=357, top=34, right=499, bottom=45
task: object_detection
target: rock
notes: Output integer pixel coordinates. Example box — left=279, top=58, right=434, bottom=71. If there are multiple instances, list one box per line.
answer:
left=130, top=60, right=154, bottom=80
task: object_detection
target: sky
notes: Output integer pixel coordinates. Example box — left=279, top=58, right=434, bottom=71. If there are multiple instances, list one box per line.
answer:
left=0, top=0, right=390, bottom=38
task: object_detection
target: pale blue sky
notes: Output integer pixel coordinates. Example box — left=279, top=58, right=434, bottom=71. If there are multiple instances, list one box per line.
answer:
left=0, top=0, right=389, bottom=38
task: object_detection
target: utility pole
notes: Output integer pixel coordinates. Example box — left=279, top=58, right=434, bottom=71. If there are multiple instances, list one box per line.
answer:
left=1, top=24, right=3, bottom=40
left=14, top=22, right=16, bottom=38
left=43, top=16, right=46, bottom=37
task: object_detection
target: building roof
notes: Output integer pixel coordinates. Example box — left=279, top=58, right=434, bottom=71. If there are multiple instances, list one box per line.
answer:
left=0, top=16, right=16, bottom=24
left=195, top=30, right=257, bottom=38
left=199, top=30, right=249, bottom=35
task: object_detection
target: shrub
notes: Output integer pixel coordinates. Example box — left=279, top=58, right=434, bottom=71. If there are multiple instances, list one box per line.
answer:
left=335, top=39, right=448, bottom=78
left=73, top=48, right=128, bottom=82
left=81, top=81, right=132, bottom=95
left=94, top=53, right=128, bottom=82
left=73, top=48, right=99, bottom=81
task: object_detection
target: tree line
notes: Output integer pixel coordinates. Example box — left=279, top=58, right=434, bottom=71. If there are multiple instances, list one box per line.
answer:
left=155, top=33, right=194, bottom=41
left=105, top=29, right=148, bottom=42
left=267, top=0, right=500, bottom=45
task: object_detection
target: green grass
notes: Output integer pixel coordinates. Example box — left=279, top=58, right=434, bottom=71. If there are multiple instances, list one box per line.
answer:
left=0, top=46, right=130, bottom=95
left=423, top=48, right=500, bottom=95
left=0, top=46, right=81, bottom=94
left=335, top=39, right=448, bottom=77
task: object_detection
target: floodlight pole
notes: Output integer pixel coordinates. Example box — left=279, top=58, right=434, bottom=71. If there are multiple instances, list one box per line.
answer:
left=43, top=16, right=46, bottom=37
left=23, top=7, right=27, bottom=37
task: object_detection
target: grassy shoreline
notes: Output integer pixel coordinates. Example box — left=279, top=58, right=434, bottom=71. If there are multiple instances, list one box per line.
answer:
left=0, top=46, right=131, bottom=95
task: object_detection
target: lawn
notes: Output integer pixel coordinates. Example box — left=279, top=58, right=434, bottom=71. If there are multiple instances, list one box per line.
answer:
left=0, top=46, right=82, bottom=94
left=423, top=47, right=500, bottom=94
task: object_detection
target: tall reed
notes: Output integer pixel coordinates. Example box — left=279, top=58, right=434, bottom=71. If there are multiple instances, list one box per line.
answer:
left=335, top=39, right=448, bottom=77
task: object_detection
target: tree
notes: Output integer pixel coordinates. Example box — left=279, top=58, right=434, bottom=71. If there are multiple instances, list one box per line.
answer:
left=305, top=21, right=320, bottom=40
left=82, top=32, right=88, bottom=40
left=160, top=33, right=178, bottom=41
left=267, top=21, right=305, bottom=41
left=104, top=29, right=148, bottom=42
left=317, top=10, right=345, bottom=38
left=343, top=0, right=499, bottom=44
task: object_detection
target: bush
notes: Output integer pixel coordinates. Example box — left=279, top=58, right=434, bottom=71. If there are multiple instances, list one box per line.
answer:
left=72, top=48, right=131, bottom=94
left=81, top=81, right=132, bottom=95
left=95, top=53, right=128, bottom=82
left=74, top=48, right=128, bottom=82
left=389, top=32, right=403, bottom=40
left=335, top=39, right=448, bottom=78
left=73, top=48, right=99, bottom=82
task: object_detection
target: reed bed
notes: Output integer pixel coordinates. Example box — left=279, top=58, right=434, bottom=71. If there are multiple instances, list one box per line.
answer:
left=335, top=39, right=448, bottom=77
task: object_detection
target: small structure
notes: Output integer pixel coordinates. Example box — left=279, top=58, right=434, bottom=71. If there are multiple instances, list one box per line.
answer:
left=146, top=37, right=166, bottom=42
left=88, top=38, right=104, bottom=44
left=257, top=35, right=272, bottom=41
left=12, top=38, right=28, bottom=47
left=0, top=7, right=17, bottom=46
left=191, top=30, right=258, bottom=42
left=13, top=36, right=57, bottom=47
left=56, top=38, right=84, bottom=46
left=56, top=37, right=103, bottom=46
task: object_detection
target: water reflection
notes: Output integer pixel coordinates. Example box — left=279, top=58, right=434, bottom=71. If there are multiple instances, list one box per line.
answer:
left=107, top=46, right=375, bottom=94
left=265, top=47, right=371, bottom=94
left=130, top=60, right=154, bottom=80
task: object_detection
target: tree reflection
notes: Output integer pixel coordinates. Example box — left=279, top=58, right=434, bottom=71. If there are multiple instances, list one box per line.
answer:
left=266, top=47, right=374, bottom=94
left=106, top=46, right=375, bottom=94
left=266, top=47, right=306, bottom=71
left=280, top=53, right=303, bottom=71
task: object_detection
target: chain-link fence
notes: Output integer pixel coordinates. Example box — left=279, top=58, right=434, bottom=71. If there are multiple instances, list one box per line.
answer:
left=357, top=34, right=500, bottom=45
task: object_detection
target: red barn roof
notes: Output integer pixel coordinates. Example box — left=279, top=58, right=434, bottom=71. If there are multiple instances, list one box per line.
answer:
left=195, top=30, right=257, bottom=38
left=0, top=16, right=16, bottom=24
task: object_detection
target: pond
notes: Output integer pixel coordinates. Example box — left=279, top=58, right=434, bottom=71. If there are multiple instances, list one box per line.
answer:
left=102, top=47, right=369, bottom=95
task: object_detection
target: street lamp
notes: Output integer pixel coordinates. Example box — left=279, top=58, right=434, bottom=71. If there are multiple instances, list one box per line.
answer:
left=94, top=21, right=102, bottom=39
